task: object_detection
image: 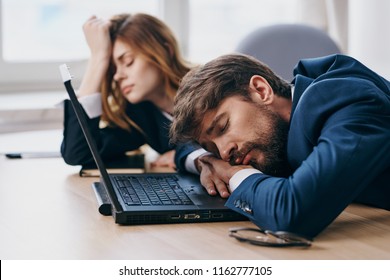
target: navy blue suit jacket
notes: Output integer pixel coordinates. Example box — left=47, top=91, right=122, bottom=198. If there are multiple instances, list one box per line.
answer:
left=176, top=54, right=390, bottom=237
left=61, top=100, right=173, bottom=166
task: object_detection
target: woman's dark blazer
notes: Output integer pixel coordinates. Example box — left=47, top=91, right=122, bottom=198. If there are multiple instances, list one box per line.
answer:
left=61, top=100, right=173, bottom=166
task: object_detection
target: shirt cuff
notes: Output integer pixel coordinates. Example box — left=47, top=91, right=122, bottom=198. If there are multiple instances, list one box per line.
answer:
left=78, top=93, right=102, bottom=119
left=184, top=148, right=213, bottom=174
left=228, top=168, right=262, bottom=193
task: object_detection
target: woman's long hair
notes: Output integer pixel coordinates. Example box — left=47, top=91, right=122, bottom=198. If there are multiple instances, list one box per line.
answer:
left=101, top=13, right=191, bottom=131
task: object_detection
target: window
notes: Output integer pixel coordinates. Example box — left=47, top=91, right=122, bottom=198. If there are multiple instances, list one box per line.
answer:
left=2, top=0, right=160, bottom=62
left=0, top=0, right=300, bottom=93
left=0, top=0, right=160, bottom=92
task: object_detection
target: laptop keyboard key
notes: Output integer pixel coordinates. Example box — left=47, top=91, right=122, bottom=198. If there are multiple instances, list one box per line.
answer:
left=115, top=176, right=194, bottom=206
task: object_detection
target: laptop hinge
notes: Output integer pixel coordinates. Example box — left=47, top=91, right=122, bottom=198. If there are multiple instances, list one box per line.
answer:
left=91, top=182, right=112, bottom=216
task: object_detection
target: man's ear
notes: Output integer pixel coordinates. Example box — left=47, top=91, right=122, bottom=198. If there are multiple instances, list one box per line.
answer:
left=249, top=75, right=274, bottom=105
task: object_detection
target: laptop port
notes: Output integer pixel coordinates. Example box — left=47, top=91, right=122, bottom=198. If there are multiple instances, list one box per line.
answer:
left=170, top=214, right=181, bottom=220
left=212, top=213, right=223, bottom=219
left=200, top=213, right=211, bottom=219
left=184, top=213, right=200, bottom=219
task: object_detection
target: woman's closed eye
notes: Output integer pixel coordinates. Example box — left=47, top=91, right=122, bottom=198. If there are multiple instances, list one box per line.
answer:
left=125, top=59, right=134, bottom=67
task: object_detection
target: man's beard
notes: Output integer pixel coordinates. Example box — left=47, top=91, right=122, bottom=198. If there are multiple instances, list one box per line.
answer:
left=231, top=107, right=291, bottom=177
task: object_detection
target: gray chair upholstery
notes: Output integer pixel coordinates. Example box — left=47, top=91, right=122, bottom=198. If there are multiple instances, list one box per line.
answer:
left=235, top=24, right=341, bottom=81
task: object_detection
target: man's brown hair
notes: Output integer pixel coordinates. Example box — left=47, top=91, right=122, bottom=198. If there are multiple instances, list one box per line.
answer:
left=170, top=54, right=291, bottom=144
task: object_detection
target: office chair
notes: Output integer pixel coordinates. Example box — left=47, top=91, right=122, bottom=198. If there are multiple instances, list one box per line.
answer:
left=235, top=24, right=341, bottom=81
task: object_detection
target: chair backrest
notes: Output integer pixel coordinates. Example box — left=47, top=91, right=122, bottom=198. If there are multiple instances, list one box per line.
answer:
left=235, top=24, right=341, bottom=81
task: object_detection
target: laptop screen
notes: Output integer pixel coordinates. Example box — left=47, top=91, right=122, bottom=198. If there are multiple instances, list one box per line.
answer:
left=59, top=64, right=123, bottom=212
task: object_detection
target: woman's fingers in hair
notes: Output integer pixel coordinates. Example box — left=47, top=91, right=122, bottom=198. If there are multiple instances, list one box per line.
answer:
left=87, top=15, right=97, bottom=21
left=84, top=15, right=111, bottom=29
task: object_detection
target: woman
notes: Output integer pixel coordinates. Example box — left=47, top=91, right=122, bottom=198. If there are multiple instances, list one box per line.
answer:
left=61, top=13, right=191, bottom=168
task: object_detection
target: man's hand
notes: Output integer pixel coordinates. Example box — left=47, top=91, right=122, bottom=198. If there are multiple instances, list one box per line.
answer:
left=197, top=155, right=251, bottom=198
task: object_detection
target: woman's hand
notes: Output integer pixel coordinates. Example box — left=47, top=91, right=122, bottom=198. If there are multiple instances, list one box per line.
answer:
left=83, top=15, right=112, bottom=62
left=150, top=150, right=176, bottom=169
left=78, top=16, right=112, bottom=97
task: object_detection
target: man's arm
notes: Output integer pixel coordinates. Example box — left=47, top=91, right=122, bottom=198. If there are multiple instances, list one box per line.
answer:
left=174, top=141, right=202, bottom=172
left=224, top=83, right=390, bottom=238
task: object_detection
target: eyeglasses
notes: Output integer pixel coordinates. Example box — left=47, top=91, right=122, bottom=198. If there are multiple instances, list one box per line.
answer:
left=229, top=227, right=312, bottom=247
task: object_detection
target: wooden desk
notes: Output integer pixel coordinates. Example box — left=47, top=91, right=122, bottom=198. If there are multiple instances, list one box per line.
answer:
left=0, top=131, right=389, bottom=260
left=1, top=155, right=390, bottom=260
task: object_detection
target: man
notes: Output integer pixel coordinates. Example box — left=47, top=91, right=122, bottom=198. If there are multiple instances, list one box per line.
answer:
left=170, top=54, right=390, bottom=238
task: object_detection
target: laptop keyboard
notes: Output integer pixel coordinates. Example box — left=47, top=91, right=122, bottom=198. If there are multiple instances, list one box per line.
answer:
left=114, top=175, right=194, bottom=206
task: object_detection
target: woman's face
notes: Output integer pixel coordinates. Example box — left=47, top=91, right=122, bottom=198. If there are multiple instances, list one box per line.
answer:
left=112, top=39, right=164, bottom=104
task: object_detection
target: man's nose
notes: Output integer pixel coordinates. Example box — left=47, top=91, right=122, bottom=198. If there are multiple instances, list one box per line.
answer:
left=217, top=141, right=237, bottom=162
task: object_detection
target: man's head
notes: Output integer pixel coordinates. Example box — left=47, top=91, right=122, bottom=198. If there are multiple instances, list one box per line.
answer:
left=170, top=54, right=293, bottom=176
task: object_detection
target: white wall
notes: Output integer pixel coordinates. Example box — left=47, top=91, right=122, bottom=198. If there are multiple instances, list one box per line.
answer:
left=348, top=0, right=390, bottom=79
left=298, top=0, right=390, bottom=79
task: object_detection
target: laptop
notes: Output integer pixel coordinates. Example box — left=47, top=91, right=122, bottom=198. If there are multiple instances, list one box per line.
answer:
left=59, top=64, right=246, bottom=225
